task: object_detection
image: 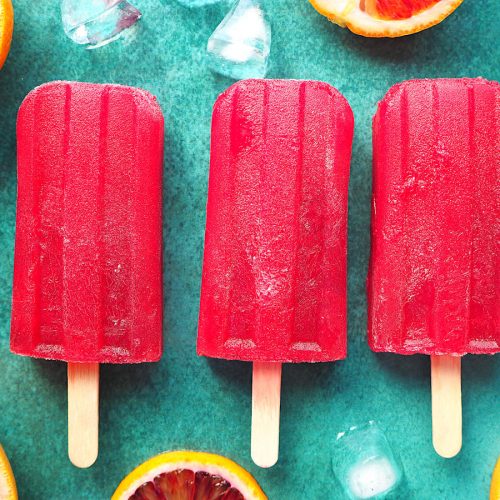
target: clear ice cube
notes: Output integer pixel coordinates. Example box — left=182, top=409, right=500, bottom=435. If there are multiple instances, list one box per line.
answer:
left=61, top=0, right=142, bottom=49
left=206, top=0, right=271, bottom=80
left=332, top=421, right=407, bottom=499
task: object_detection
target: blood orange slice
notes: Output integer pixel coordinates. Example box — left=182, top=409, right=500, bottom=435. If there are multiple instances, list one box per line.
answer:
left=309, top=0, right=463, bottom=37
left=112, top=451, right=267, bottom=500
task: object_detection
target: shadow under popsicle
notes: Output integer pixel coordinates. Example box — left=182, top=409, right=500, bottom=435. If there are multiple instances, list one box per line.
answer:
left=206, top=355, right=344, bottom=392
left=373, top=353, right=429, bottom=383
left=376, top=351, right=499, bottom=382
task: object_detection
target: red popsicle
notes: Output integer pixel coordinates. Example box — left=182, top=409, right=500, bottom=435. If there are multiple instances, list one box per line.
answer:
left=198, top=79, right=353, bottom=466
left=11, top=81, right=164, bottom=467
left=368, top=78, right=499, bottom=457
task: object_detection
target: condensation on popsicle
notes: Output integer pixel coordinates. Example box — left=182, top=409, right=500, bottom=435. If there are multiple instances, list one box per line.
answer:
left=368, top=78, right=499, bottom=356
left=198, top=79, right=354, bottom=364
left=11, top=81, right=164, bottom=364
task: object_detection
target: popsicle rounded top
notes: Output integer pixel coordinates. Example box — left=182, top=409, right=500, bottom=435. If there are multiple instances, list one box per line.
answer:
left=368, top=77, right=499, bottom=356
left=11, top=81, right=164, bottom=364
left=17, top=81, right=164, bottom=126
left=198, top=79, right=354, bottom=363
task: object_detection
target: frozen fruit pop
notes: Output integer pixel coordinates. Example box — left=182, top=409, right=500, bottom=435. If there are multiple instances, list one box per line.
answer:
left=368, top=78, right=499, bottom=457
left=198, top=79, right=353, bottom=467
left=11, top=81, right=164, bottom=467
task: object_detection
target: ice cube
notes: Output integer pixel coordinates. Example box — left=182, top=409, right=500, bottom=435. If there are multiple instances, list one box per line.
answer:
left=61, top=0, right=141, bottom=49
left=348, top=456, right=398, bottom=498
left=332, top=421, right=407, bottom=499
left=206, top=0, right=271, bottom=80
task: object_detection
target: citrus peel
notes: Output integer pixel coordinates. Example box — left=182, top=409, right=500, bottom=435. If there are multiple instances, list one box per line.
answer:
left=491, top=457, right=500, bottom=500
left=0, top=444, right=17, bottom=500
left=0, top=0, right=13, bottom=69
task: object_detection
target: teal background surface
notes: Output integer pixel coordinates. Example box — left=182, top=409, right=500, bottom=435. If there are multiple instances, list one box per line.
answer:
left=0, top=0, right=499, bottom=498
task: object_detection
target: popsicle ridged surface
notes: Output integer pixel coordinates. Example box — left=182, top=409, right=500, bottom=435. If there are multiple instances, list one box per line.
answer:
left=198, top=79, right=354, bottom=363
left=368, top=78, right=499, bottom=356
left=11, top=81, right=164, bottom=363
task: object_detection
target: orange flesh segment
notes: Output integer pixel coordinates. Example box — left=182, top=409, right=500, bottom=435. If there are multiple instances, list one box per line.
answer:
left=130, top=469, right=244, bottom=500
left=364, top=0, right=441, bottom=19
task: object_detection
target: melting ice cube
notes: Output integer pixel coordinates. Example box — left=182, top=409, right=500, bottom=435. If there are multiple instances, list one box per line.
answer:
left=206, top=0, right=271, bottom=80
left=332, top=421, right=406, bottom=499
left=61, top=0, right=141, bottom=49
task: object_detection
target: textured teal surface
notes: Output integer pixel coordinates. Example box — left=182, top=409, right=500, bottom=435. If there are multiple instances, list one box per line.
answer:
left=0, top=1, right=499, bottom=498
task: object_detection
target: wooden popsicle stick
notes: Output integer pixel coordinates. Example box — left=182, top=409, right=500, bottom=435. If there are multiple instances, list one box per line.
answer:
left=431, top=355, right=462, bottom=458
left=251, top=362, right=282, bottom=468
left=68, top=363, right=100, bottom=468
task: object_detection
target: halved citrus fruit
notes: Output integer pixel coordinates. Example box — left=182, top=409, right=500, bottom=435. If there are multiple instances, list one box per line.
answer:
left=309, top=0, right=463, bottom=37
left=0, top=444, right=17, bottom=500
left=0, top=0, right=13, bottom=69
left=491, top=457, right=500, bottom=500
left=112, top=451, right=267, bottom=500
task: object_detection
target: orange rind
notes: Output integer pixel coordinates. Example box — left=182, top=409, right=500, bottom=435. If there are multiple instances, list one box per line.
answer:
left=491, top=457, right=500, bottom=500
left=0, top=444, right=17, bottom=500
left=0, top=0, right=13, bottom=69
